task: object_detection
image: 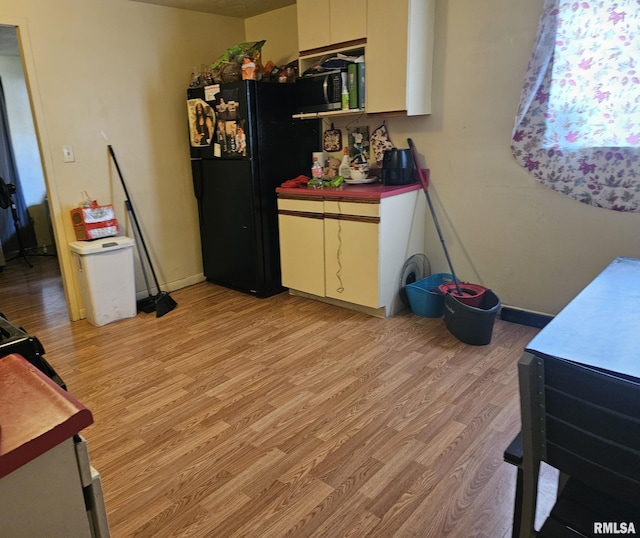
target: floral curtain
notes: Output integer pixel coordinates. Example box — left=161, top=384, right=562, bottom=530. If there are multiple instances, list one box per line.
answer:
left=511, top=0, right=640, bottom=212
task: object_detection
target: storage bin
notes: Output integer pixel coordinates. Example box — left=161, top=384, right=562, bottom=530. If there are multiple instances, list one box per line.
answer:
left=438, top=281, right=488, bottom=308
left=405, top=273, right=454, bottom=317
left=69, top=237, right=136, bottom=327
left=443, top=289, right=501, bottom=346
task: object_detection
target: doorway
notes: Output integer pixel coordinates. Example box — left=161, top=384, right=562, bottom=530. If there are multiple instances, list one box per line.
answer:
left=0, top=25, right=61, bottom=304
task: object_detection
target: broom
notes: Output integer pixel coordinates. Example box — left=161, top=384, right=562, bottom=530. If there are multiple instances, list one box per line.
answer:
left=108, top=145, right=177, bottom=318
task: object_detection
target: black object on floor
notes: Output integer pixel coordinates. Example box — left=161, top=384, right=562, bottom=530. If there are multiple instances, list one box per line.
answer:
left=0, top=176, right=33, bottom=268
left=0, top=313, right=66, bottom=389
left=500, top=306, right=554, bottom=329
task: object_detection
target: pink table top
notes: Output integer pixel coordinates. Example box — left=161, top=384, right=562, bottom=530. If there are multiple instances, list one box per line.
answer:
left=0, top=354, right=93, bottom=479
left=276, top=171, right=427, bottom=201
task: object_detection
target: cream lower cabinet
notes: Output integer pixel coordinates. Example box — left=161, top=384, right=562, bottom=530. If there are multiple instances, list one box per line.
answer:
left=278, top=197, right=325, bottom=297
left=324, top=200, right=380, bottom=308
left=278, top=189, right=424, bottom=317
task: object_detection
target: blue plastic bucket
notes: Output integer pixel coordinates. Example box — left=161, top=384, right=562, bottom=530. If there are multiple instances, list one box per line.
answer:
left=405, top=273, right=454, bottom=317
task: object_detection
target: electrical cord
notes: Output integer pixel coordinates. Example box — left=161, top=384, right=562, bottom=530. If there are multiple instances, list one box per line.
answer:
left=335, top=200, right=344, bottom=293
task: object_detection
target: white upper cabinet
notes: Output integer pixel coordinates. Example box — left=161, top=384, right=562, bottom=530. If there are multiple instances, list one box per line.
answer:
left=297, top=0, right=367, bottom=52
left=296, top=0, right=435, bottom=116
left=296, top=0, right=331, bottom=52
left=366, top=0, right=435, bottom=116
left=329, top=0, right=367, bottom=47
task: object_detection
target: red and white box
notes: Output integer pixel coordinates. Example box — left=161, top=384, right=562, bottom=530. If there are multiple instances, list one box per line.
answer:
left=70, top=205, right=120, bottom=241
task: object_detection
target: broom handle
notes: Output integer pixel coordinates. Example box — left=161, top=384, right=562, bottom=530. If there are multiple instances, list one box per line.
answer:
left=407, top=139, right=463, bottom=295
left=125, top=200, right=154, bottom=295
left=108, top=145, right=163, bottom=293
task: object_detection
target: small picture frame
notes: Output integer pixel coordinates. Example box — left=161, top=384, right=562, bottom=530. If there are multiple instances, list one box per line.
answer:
left=323, top=124, right=342, bottom=152
left=347, top=126, right=370, bottom=161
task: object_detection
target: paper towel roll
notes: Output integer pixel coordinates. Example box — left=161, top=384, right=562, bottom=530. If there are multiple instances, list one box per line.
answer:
left=312, top=151, right=328, bottom=167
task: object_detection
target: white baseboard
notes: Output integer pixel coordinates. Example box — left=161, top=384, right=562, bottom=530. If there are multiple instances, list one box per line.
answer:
left=136, top=273, right=206, bottom=299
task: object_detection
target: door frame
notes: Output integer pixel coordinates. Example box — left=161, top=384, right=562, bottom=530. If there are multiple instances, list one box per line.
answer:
left=0, top=17, right=79, bottom=320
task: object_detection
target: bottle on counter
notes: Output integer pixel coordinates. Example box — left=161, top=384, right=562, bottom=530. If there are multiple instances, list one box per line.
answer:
left=339, top=147, right=350, bottom=179
left=311, top=156, right=323, bottom=178
left=310, top=156, right=323, bottom=189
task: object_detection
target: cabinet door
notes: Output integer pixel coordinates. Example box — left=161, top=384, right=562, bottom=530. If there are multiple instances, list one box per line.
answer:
left=367, top=0, right=434, bottom=115
left=329, top=0, right=367, bottom=45
left=0, top=439, right=93, bottom=537
left=199, top=159, right=258, bottom=293
left=278, top=199, right=325, bottom=297
left=324, top=216, right=379, bottom=308
left=366, top=0, right=409, bottom=114
left=297, top=0, right=331, bottom=52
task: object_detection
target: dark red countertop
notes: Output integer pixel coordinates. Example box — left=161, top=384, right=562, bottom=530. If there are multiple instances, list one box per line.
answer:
left=276, top=170, right=427, bottom=200
left=0, top=353, right=93, bottom=479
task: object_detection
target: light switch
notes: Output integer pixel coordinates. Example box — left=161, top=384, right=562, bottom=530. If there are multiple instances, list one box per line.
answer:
left=63, top=145, right=75, bottom=163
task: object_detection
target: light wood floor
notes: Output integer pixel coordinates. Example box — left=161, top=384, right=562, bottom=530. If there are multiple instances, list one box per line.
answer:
left=1, top=256, right=554, bottom=537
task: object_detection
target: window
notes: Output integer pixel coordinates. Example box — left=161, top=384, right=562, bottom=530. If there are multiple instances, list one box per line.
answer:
left=511, top=0, right=640, bottom=211
left=545, top=1, right=640, bottom=149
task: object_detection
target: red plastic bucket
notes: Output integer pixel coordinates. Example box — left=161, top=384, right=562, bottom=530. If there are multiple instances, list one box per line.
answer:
left=438, top=281, right=489, bottom=308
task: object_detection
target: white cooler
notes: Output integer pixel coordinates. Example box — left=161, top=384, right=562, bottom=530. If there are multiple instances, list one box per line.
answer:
left=69, top=236, right=136, bottom=326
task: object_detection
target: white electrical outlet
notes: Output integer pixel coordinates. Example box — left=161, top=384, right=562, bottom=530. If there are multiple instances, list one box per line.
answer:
left=63, top=145, right=75, bottom=163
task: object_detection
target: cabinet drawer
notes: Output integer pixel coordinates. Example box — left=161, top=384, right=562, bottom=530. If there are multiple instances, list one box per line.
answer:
left=324, top=200, right=380, bottom=219
left=278, top=197, right=324, bottom=216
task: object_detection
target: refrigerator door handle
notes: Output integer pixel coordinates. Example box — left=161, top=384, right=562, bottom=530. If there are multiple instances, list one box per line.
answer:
left=193, top=177, right=203, bottom=201
left=191, top=159, right=204, bottom=201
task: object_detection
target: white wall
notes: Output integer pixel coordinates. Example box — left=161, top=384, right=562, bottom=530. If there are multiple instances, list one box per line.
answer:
left=244, top=5, right=299, bottom=67
left=0, top=0, right=245, bottom=320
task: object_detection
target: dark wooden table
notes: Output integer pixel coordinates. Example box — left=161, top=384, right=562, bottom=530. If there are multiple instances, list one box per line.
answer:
left=514, top=257, right=640, bottom=537
left=525, top=256, right=640, bottom=381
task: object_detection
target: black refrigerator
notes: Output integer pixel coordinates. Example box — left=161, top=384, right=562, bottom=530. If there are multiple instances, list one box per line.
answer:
left=188, top=80, right=320, bottom=297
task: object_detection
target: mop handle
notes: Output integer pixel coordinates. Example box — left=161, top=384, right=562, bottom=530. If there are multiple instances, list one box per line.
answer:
left=425, top=189, right=463, bottom=294
left=407, top=139, right=463, bottom=295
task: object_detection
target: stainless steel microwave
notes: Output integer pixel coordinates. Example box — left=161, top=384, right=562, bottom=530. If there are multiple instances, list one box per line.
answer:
left=294, top=70, right=344, bottom=113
